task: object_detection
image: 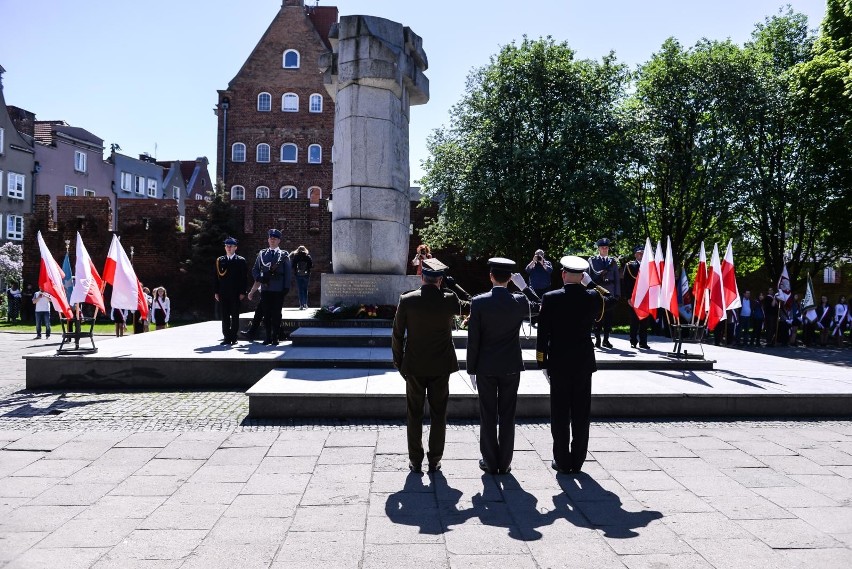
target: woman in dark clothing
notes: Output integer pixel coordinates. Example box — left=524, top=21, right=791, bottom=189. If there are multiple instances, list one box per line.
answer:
left=291, top=245, right=313, bottom=310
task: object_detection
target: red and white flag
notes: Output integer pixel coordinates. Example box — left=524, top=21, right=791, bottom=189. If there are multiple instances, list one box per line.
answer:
left=630, top=238, right=657, bottom=320
left=776, top=265, right=793, bottom=310
left=650, top=240, right=663, bottom=312
left=102, top=234, right=148, bottom=319
left=659, top=236, right=679, bottom=316
left=721, top=239, right=741, bottom=311
left=36, top=231, right=73, bottom=319
left=707, top=243, right=727, bottom=331
left=69, top=232, right=106, bottom=314
left=693, top=242, right=708, bottom=322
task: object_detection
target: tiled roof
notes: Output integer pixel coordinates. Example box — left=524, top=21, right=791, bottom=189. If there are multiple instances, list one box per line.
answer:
left=307, top=6, right=338, bottom=50
left=33, top=121, right=102, bottom=147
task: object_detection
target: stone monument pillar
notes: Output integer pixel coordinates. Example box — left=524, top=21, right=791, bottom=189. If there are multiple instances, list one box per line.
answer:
left=319, top=15, right=429, bottom=307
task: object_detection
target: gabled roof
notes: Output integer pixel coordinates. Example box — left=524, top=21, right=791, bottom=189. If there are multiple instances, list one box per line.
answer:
left=34, top=121, right=103, bottom=147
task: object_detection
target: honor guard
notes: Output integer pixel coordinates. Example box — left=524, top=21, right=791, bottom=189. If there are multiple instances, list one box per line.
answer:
left=588, top=237, right=621, bottom=348
left=251, top=229, right=292, bottom=346
left=392, top=257, right=469, bottom=474
left=214, top=237, right=248, bottom=345
left=536, top=255, right=616, bottom=474
left=622, top=244, right=650, bottom=349
left=467, top=258, right=541, bottom=474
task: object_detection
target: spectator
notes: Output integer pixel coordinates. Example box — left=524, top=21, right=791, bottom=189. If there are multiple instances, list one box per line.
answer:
left=151, top=287, right=170, bottom=330
left=832, top=295, right=848, bottom=347
left=815, top=295, right=832, bottom=346
left=291, top=245, right=313, bottom=310
left=112, top=306, right=128, bottom=337
left=752, top=292, right=765, bottom=347
left=6, top=282, right=21, bottom=322
left=411, top=244, right=432, bottom=276
left=525, top=249, right=554, bottom=299
left=32, top=288, right=52, bottom=339
left=785, top=294, right=803, bottom=346
left=736, top=291, right=754, bottom=346
left=21, top=284, right=34, bottom=322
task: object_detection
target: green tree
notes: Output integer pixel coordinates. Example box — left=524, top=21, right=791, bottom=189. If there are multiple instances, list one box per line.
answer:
left=622, top=38, right=753, bottom=269
left=419, top=37, right=630, bottom=262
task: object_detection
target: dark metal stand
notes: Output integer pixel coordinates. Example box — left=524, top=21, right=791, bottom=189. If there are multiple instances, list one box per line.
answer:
left=57, top=316, right=98, bottom=354
left=668, top=323, right=705, bottom=360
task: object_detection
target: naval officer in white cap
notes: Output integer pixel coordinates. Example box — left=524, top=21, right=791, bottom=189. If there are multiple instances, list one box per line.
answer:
left=536, top=255, right=615, bottom=474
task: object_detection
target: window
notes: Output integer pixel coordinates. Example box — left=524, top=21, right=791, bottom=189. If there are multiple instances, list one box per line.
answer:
left=309, top=94, right=323, bottom=113
left=195, top=193, right=203, bottom=201
left=309, top=186, right=322, bottom=207
left=282, top=93, right=299, bottom=112
left=64, top=185, right=78, bottom=197
left=178, top=215, right=185, bottom=233
left=134, top=175, right=144, bottom=195
left=83, top=189, right=95, bottom=197
left=257, top=92, right=272, bottom=112
left=256, top=186, right=270, bottom=199
left=7, top=215, right=23, bottom=241
left=0, top=170, right=3, bottom=196
left=257, top=143, right=271, bottom=163
left=280, top=143, right=297, bottom=163
left=172, top=186, right=180, bottom=199
left=7, top=172, right=25, bottom=199
left=231, top=142, right=246, bottom=162
left=0, top=127, right=4, bottom=154
left=283, top=49, right=300, bottom=68
left=147, top=179, right=158, bottom=197
left=280, top=186, right=298, bottom=199
left=74, top=150, right=87, bottom=172
left=308, top=144, right=322, bottom=164
left=120, top=172, right=132, bottom=192
left=824, top=267, right=838, bottom=284
left=230, top=185, right=245, bottom=200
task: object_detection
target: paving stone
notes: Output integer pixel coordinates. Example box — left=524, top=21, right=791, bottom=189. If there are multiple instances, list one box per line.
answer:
left=155, top=440, right=222, bottom=461
left=758, top=454, right=834, bottom=475
left=373, top=491, right=439, bottom=518
left=289, top=504, right=367, bottom=532
left=4, top=546, right=110, bottom=569
left=76, top=495, right=167, bottom=520
left=788, top=475, right=852, bottom=503
left=10, top=457, right=89, bottom=478
left=796, top=447, right=852, bottom=467
left=448, top=553, right=538, bottom=569
left=587, top=437, right=637, bottom=452
left=114, top=432, right=179, bottom=448
left=720, top=467, right=798, bottom=488
left=557, top=474, right=631, bottom=503
left=29, top=482, right=115, bottom=506
left=365, top=512, right=444, bottom=543
left=673, top=475, right=753, bottom=497
left=268, top=439, right=326, bottom=457
left=91, top=556, right=184, bottom=568
left=704, top=492, right=795, bottom=520
left=609, top=470, right=685, bottom=491
left=5, top=432, right=77, bottom=451
left=676, top=436, right=736, bottom=451
left=737, top=517, right=841, bottom=549
left=753, top=485, right=839, bottom=508
left=444, top=523, right=530, bottom=555
left=0, top=476, right=63, bottom=499
left=169, top=482, right=243, bottom=504
left=621, top=553, right=715, bottom=569
left=272, top=530, right=363, bottom=568
left=0, top=450, right=47, bottom=476
left=573, top=499, right=664, bottom=530
left=525, top=530, right=628, bottom=568
left=778, top=548, right=852, bottom=569
left=317, top=445, right=376, bottom=464
left=593, top=451, right=660, bottom=471
left=730, top=439, right=798, bottom=456
left=180, top=542, right=278, bottom=569
left=300, top=481, right=370, bottom=505
left=630, top=490, right=715, bottom=513
left=597, top=519, right=694, bottom=554
left=326, top=430, right=378, bottom=447
left=139, top=502, right=228, bottom=530
left=223, top=493, right=299, bottom=518
left=100, top=529, right=207, bottom=561
left=37, top=517, right=140, bottom=548
left=220, top=431, right=279, bottom=448
left=373, top=453, right=409, bottom=471
left=206, top=446, right=269, bottom=466
left=630, top=440, right=697, bottom=458
left=693, top=448, right=767, bottom=469
left=108, top=475, right=186, bottom=496
left=789, top=506, right=852, bottom=535
left=663, top=511, right=755, bottom=539
left=362, top=543, right=449, bottom=569
left=241, top=472, right=311, bottom=495
left=254, top=455, right=318, bottom=475
left=650, top=457, right=724, bottom=478
left=310, top=462, right=373, bottom=483
left=0, top=505, right=85, bottom=532
left=187, top=464, right=258, bottom=483
left=135, top=458, right=204, bottom=477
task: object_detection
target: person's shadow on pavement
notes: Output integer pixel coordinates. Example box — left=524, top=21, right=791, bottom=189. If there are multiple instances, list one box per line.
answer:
left=384, top=471, right=459, bottom=535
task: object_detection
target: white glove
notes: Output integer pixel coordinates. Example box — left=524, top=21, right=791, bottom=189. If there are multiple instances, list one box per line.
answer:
left=542, top=369, right=550, bottom=384
left=469, top=374, right=477, bottom=391
left=581, top=272, right=593, bottom=287
left=510, top=273, right=527, bottom=290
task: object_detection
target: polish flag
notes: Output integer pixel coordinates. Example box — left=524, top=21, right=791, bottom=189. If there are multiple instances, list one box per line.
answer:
left=659, top=236, right=679, bottom=315
left=706, top=243, right=727, bottom=331
left=693, top=243, right=708, bottom=322
left=36, top=231, right=73, bottom=319
left=69, top=232, right=106, bottom=315
left=102, top=235, right=148, bottom=319
left=650, top=240, right=663, bottom=312
left=721, top=239, right=741, bottom=311
left=630, top=238, right=657, bottom=319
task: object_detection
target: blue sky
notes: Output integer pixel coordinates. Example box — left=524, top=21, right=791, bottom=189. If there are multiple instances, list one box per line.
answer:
left=0, top=0, right=827, bottom=186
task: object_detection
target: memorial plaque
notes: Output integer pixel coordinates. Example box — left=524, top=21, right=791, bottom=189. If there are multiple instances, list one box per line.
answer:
left=321, top=274, right=422, bottom=307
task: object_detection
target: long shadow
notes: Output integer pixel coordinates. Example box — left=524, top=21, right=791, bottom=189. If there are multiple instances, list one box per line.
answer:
left=384, top=471, right=454, bottom=535
left=0, top=392, right=118, bottom=418
left=650, top=370, right=713, bottom=388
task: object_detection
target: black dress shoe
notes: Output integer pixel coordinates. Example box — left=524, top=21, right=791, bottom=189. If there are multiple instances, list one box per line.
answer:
left=219, top=340, right=231, bottom=345
left=428, top=461, right=441, bottom=473
left=602, top=340, right=613, bottom=348
left=639, top=343, right=650, bottom=349
left=551, top=460, right=571, bottom=474
left=408, top=460, right=422, bottom=473
left=479, top=459, right=496, bottom=474
left=262, top=340, right=272, bottom=345
left=595, top=339, right=601, bottom=348
left=630, top=343, right=637, bottom=348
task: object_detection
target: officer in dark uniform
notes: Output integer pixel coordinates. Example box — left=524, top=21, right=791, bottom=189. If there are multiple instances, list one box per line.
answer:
left=467, top=258, right=541, bottom=475
left=588, top=238, right=621, bottom=348
left=392, top=257, right=468, bottom=474
left=213, top=237, right=248, bottom=345
left=622, top=244, right=650, bottom=349
left=536, top=255, right=616, bottom=474
left=251, top=229, right=292, bottom=345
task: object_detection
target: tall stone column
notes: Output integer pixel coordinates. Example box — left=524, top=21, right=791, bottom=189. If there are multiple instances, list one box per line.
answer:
left=321, top=15, right=429, bottom=275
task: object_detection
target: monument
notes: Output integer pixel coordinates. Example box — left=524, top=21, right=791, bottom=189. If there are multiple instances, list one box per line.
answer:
left=319, top=15, right=429, bottom=307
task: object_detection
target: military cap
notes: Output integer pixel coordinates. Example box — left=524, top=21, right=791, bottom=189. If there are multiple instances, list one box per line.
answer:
left=223, top=237, right=238, bottom=245
left=560, top=255, right=589, bottom=273
left=596, top=237, right=611, bottom=247
left=633, top=244, right=644, bottom=253
left=267, top=228, right=282, bottom=239
left=421, top=257, right=449, bottom=277
left=487, top=257, right=516, bottom=272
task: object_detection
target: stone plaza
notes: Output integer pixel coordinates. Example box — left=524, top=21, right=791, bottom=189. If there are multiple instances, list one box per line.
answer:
left=1, top=329, right=851, bottom=568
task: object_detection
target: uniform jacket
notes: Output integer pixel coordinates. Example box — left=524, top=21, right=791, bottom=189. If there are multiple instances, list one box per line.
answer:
left=392, top=285, right=466, bottom=377
left=536, top=284, right=615, bottom=375
left=467, top=286, right=540, bottom=376
left=621, top=259, right=640, bottom=301
left=252, top=248, right=292, bottom=293
left=589, top=255, right=621, bottom=297
left=214, top=254, right=248, bottom=298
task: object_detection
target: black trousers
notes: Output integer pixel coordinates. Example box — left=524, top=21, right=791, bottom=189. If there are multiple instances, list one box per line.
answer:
left=593, top=310, right=613, bottom=340
left=629, top=312, right=649, bottom=345
left=220, top=296, right=241, bottom=342
left=477, top=373, right=521, bottom=471
left=550, top=370, right=592, bottom=472
left=260, top=290, right=285, bottom=342
left=405, top=374, right=449, bottom=467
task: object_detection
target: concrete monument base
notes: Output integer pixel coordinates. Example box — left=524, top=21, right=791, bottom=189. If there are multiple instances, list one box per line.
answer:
left=320, top=273, right=421, bottom=307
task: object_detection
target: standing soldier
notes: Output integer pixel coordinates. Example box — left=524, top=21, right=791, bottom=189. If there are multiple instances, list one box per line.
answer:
left=392, top=258, right=468, bottom=474
left=621, top=244, right=650, bottom=349
left=214, top=237, right=248, bottom=345
left=537, top=256, right=616, bottom=474
left=251, top=229, right=292, bottom=346
left=588, top=238, right=621, bottom=348
left=467, top=258, right=540, bottom=475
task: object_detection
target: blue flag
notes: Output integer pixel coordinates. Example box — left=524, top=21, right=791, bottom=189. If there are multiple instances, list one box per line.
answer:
left=62, top=253, right=74, bottom=301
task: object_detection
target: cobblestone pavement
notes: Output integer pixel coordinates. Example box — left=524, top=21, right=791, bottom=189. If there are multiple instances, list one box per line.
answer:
left=2, top=333, right=851, bottom=568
